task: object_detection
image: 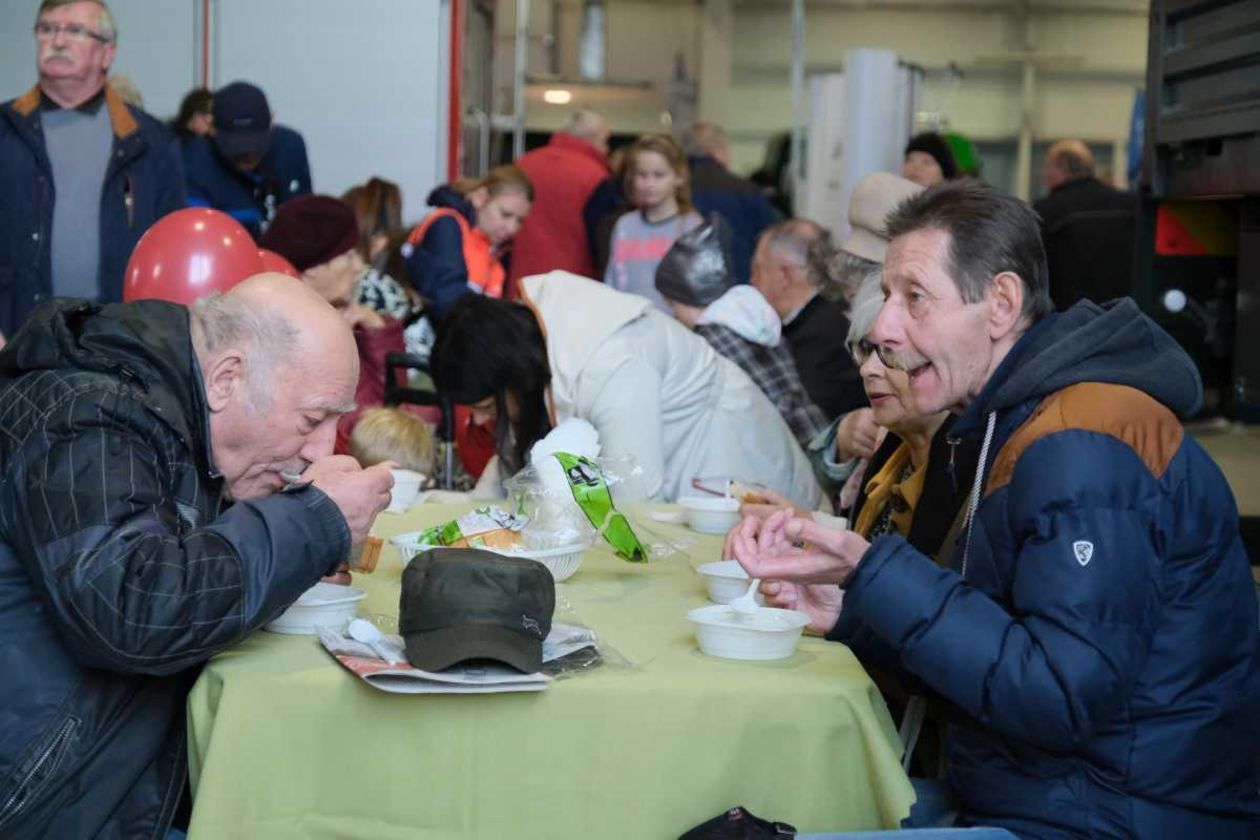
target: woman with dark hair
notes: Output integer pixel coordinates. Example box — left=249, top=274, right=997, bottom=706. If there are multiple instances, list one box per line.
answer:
left=432, top=271, right=822, bottom=503
left=171, top=87, right=213, bottom=140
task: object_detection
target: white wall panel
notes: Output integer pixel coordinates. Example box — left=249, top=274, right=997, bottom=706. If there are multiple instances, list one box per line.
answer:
left=213, top=0, right=447, bottom=223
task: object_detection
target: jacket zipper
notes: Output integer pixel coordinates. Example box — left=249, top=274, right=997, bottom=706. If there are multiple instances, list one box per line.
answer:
left=945, top=436, right=959, bottom=494
left=124, top=175, right=135, bottom=228
left=0, top=716, right=79, bottom=829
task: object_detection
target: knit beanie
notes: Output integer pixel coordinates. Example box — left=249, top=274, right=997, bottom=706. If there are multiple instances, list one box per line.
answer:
left=259, top=195, right=359, bottom=273
left=904, top=132, right=957, bottom=180
left=654, top=214, right=735, bottom=308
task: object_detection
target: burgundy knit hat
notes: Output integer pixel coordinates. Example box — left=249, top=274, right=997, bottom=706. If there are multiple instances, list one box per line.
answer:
left=259, top=195, right=359, bottom=272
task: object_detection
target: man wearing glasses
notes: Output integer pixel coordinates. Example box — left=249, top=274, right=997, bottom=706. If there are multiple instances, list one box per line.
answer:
left=0, top=0, right=186, bottom=341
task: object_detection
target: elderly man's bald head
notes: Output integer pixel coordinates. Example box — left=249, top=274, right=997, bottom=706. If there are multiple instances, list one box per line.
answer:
left=191, top=273, right=357, bottom=407
left=1044, top=139, right=1095, bottom=191
left=565, top=110, right=610, bottom=156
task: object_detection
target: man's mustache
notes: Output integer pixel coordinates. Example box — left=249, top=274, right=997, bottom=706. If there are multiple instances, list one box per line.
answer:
left=876, top=345, right=930, bottom=372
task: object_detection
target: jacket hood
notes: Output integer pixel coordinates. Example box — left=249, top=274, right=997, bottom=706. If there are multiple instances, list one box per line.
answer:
left=426, top=185, right=476, bottom=224
left=698, top=286, right=782, bottom=347
left=0, top=299, right=208, bottom=452
left=961, top=298, right=1202, bottom=431
left=521, top=271, right=651, bottom=413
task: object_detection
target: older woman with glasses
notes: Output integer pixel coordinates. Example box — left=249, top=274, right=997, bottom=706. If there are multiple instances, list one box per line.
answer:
left=733, top=273, right=977, bottom=633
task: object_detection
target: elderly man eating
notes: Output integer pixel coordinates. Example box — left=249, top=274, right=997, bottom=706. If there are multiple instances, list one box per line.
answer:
left=734, top=181, right=1260, bottom=838
left=0, top=274, right=392, bottom=838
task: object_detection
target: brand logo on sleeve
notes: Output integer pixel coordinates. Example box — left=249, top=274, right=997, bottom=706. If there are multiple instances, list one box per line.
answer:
left=1073, top=540, right=1094, bottom=566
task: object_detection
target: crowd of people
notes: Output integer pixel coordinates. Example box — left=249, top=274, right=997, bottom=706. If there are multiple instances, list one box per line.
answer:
left=0, top=2, right=1256, bottom=839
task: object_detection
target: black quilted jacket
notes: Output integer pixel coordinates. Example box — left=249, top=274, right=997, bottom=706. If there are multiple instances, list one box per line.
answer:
left=0, top=299, right=348, bottom=839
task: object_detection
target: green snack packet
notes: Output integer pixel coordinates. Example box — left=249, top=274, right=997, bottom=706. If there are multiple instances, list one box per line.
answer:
left=553, top=453, right=649, bottom=562
left=414, top=506, right=526, bottom=548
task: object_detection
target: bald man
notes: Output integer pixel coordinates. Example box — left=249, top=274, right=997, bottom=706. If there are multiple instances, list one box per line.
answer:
left=1035, top=139, right=1137, bottom=307
left=510, top=109, right=611, bottom=285
left=0, top=274, right=392, bottom=838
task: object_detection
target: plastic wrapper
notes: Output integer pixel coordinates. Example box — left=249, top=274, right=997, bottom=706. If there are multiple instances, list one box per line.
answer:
left=542, top=594, right=635, bottom=680
left=503, top=418, right=652, bottom=561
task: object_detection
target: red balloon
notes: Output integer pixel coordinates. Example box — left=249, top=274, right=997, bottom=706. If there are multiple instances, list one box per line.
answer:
left=123, top=208, right=263, bottom=305
left=258, top=248, right=301, bottom=278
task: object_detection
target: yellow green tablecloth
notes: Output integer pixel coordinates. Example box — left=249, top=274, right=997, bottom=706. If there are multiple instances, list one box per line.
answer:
left=186, top=504, right=914, bottom=839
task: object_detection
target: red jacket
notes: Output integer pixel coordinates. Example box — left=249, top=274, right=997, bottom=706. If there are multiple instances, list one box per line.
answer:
left=509, top=133, right=609, bottom=285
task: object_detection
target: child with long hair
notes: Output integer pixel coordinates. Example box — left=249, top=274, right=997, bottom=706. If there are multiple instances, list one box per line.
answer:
left=603, top=134, right=702, bottom=310
left=404, top=165, right=533, bottom=321
left=343, top=177, right=415, bottom=320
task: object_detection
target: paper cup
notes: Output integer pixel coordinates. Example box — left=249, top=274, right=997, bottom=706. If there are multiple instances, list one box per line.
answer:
left=387, top=469, right=424, bottom=513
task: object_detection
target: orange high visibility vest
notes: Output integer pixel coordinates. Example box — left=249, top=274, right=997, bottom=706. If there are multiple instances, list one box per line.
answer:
left=406, top=208, right=506, bottom=299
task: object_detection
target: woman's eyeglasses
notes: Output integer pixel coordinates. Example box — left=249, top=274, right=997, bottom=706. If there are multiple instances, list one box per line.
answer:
left=850, top=338, right=878, bottom=364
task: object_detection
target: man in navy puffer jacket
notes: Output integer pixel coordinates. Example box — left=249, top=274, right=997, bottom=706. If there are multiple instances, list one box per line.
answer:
left=734, top=180, right=1259, bottom=839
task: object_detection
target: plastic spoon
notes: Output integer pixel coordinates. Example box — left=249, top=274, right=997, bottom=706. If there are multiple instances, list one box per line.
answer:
left=347, top=618, right=396, bottom=663
left=728, top=577, right=762, bottom=617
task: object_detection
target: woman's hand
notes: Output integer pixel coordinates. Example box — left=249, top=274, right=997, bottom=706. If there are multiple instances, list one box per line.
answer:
left=759, top=579, right=844, bottom=635
left=835, top=408, right=886, bottom=461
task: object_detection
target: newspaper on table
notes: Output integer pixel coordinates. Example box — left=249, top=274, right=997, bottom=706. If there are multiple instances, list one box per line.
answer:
left=317, top=623, right=599, bottom=695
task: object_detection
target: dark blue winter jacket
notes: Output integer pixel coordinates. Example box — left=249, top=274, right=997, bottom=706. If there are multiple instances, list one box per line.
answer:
left=0, top=299, right=349, bottom=838
left=403, top=186, right=486, bottom=321
left=181, top=125, right=311, bottom=238
left=0, top=85, right=187, bottom=337
left=832, top=299, right=1260, bottom=838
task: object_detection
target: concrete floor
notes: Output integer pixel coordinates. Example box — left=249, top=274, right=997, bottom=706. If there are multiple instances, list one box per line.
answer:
left=1193, top=422, right=1260, bottom=583
left=1193, top=422, right=1260, bottom=517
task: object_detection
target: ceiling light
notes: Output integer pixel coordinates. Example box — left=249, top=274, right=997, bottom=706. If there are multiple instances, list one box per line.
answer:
left=543, top=89, right=573, bottom=105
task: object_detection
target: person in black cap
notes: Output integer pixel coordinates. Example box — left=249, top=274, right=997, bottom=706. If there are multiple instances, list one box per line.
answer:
left=400, top=548, right=555, bottom=673
left=902, top=131, right=956, bottom=189
left=181, top=80, right=312, bottom=238
left=655, top=216, right=827, bottom=451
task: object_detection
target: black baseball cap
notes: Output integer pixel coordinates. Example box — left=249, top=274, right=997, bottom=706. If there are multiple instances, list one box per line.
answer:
left=212, top=81, right=273, bottom=160
left=399, top=548, right=555, bottom=674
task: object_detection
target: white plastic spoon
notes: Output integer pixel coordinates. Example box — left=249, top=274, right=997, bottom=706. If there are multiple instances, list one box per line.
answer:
left=347, top=618, right=396, bottom=663
left=728, top=577, right=762, bottom=617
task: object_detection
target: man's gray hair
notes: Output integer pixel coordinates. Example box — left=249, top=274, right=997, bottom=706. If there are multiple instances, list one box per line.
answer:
left=762, top=218, right=843, bottom=294
left=38, top=0, right=116, bottom=44
left=190, top=292, right=301, bottom=410
left=885, top=180, right=1053, bottom=322
left=682, top=122, right=729, bottom=159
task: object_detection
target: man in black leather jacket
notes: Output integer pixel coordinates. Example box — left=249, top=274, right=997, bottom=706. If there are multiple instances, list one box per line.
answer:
left=0, top=273, right=392, bottom=838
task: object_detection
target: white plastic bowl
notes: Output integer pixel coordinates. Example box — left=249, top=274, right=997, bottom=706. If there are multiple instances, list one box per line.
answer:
left=678, top=495, right=741, bottom=535
left=387, top=534, right=587, bottom=582
left=386, top=469, right=424, bottom=513
left=696, top=560, right=766, bottom=606
left=687, top=604, right=809, bottom=661
left=264, top=582, right=366, bottom=635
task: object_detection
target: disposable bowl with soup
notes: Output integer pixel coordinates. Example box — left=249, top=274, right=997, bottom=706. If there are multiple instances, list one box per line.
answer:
left=264, top=582, right=367, bottom=635
left=678, top=496, right=741, bottom=535
left=696, top=560, right=766, bottom=606
left=687, top=604, right=809, bottom=661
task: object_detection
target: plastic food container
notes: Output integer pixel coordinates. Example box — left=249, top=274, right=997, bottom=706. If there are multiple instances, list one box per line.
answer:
left=696, top=560, right=766, bottom=606
left=678, top=496, right=741, bottom=535
left=687, top=604, right=809, bottom=661
left=264, top=582, right=366, bottom=635
left=387, top=534, right=587, bottom=582
left=386, top=469, right=424, bottom=513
